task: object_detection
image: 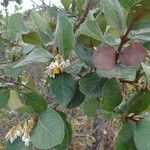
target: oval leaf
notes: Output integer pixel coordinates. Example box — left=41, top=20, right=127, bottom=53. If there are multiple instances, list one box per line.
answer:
left=79, top=72, right=107, bottom=97
left=8, top=90, right=24, bottom=110
left=101, top=78, right=122, bottom=111
left=31, top=109, right=64, bottom=149
left=50, top=73, right=76, bottom=106
left=115, top=121, right=137, bottom=150
left=93, top=47, right=116, bottom=71
left=75, top=43, right=94, bottom=67
left=55, top=13, right=75, bottom=59
left=83, top=97, right=100, bottom=117
left=67, top=82, right=85, bottom=109
left=22, top=91, right=47, bottom=112
left=134, top=117, right=150, bottom=150
left=101, top=0, right=125, bottom=34
left=118, top=43, right=147, bottom=66
left=126, top=90, right=150, bottom=114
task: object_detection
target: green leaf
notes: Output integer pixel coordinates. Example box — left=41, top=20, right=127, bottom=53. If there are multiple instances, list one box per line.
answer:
left=96, top=12, right=107, bottom=33
left=134, top=116, right=150, bottom=150
left=8, top=90, right=24, bottom=110
left=141, top=63, right=150, bottom=85
left=127, top=0, right=150, bottom=30
left=6, top=138, right=32, bottom=150
left=67, top=82, right=85, bottom=109
left=16, top=106, right=35, bottom=114
left=101, top=78, right=122, bottom=111
left=0, top=89, right=9, bottom=108
left=61, top=0, right=71, bottom=10
left=50, top=73, right=76, bottom=105
left=55, top=121, right=72, bottom=150
left=79, top=72, right=108, bottom=98
left=143, top=42, right=150, bottom=51
left=31, top=109, right=65, bottom=149
left=119, top=0, right=139, bottom=9
left=75, top=43, right=94, bottom=67
left=82, top=97, right=100, bottom=117
left=97, top=64, right=140, bottom=81
left=126, top=90, right=150, bottom=114
left=31, top=11, right=52, bottom=35
left=77, top=34, right=100, bottom=48
left=22, top=32, right=43, bottom=47
left=4, top=63, right=24, bottom=78
left=115, top=121, right=137, bottom=150
left=55, top=13, right=75, bottom=59
left=78, top=13, right=108, bottom=44
left=22, top=91, right=47, bottom=112
left=131, top=27, right=150, bottom=41
left=2, top=0, right=9, bottom=7
left=101, top=0, right=125, bottom=34
left=101, top=110, right=121, bottom=121
left=15, top=0, right=22, bottom=5
left=14, top=48, right=53, bottom=68
left=31, top=11, right=53, bottom=43
left=8, top=13, right=27, bottom=34
left=21, top=44, right=35, bottom=55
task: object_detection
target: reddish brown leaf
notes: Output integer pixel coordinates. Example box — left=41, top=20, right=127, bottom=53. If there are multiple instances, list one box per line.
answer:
left=93, top=47, right=116, bottom=71
left=118, top=43, right=147, bottom=66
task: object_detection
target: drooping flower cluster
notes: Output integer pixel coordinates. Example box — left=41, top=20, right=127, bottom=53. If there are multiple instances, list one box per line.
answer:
left=45, top=54, right=70, bottom=78
left=5, top=117, right=36, bottom=146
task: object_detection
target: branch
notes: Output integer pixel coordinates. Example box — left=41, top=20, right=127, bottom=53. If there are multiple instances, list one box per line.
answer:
left=0, top=77, right=32, bottom=90
left=117, top=10, right=150, bottom=52
left=73, top=0, right=93, bottom=33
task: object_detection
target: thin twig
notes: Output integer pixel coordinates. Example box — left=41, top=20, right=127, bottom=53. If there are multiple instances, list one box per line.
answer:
left=39, top=0, right=49, bottom=7
left=73, top=0, right=93, bottom=33
left=0, top=77, right=32, bottom=90
left=30, top=0, right=41, bottom=8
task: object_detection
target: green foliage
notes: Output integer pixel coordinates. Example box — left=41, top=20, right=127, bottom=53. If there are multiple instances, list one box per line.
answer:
left=22, top=32, right=43, bottom=47
left=31, top=109, right=65, bottom=149
left=126, top=90, right=150, bottom=114
left=50, top=73, right=76, bottom=105
left=83, top=97, right=99, bottom=117
left=8, top=90, right=24, bottom=110
left=55, top=115, right=72, bottom=150
left=127, top=0, right=150, bottom=30
left=100, top=78, right=122, bottom=111
left=77, top=12, right=108, bottom=44
left=1, top=0, right=150, bottom=149
left=8, top=13, right=27, bottom=34
left=79, top=72, right=107, bottom=97
left=115, top=121, right=137, bottom=150
left=67, top=82, right=85, bottom=109
left=119, top=0, right=139, bottom=9
left=97, top=64, right=139, bottom=81
left=0, top=89, right=10, bottom=108
left=6, top=138, right=32, bottom=150
left=101, top=0, right=125, bottom=34
left=55, top=13, right=75, bottom=59
left=75, top=43, right=94, bottom=67
left=61, top=0, right=71, bottom=10
left=22, top=91, right=47, bottom=112
left=134, top=117, right=150, bottom=150
left=14, top=48, right=53, bottom=67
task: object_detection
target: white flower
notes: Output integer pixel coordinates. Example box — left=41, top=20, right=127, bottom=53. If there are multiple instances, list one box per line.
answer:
left=45, top=54, right=70, bottom=78
left=22, top=136, right=30, bottom=146
left=10, top=137, right=15, bottom=143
